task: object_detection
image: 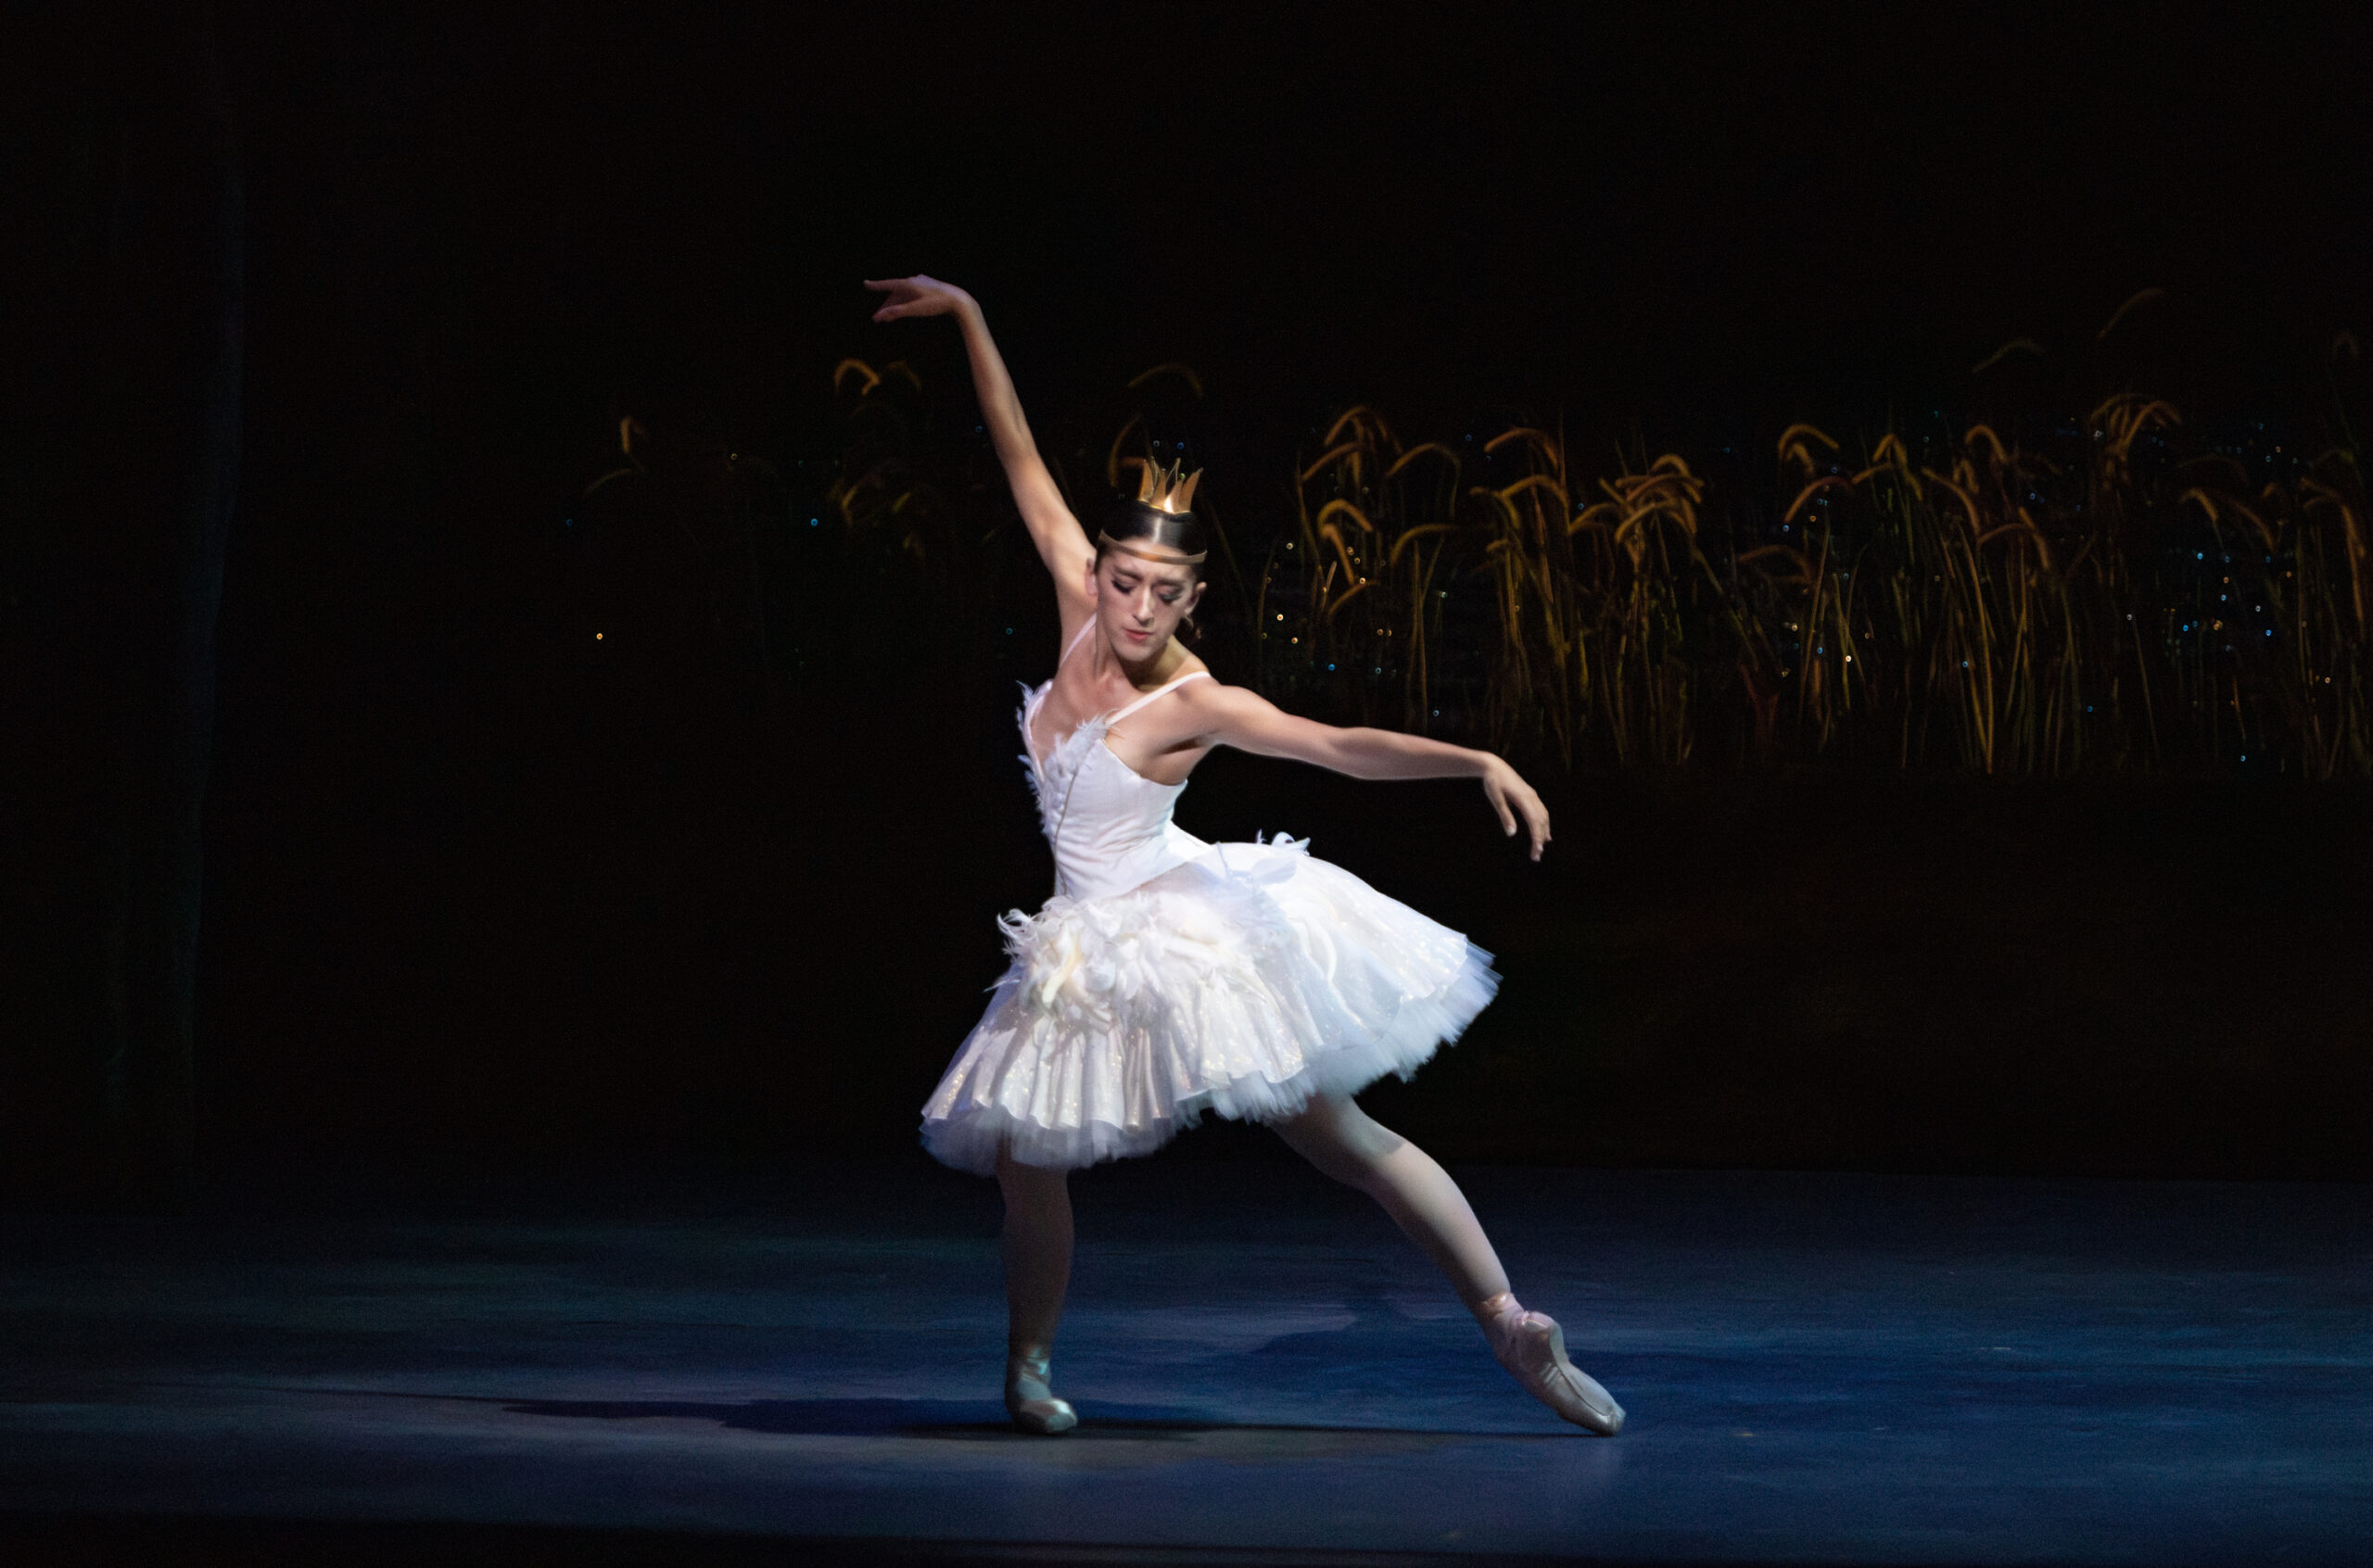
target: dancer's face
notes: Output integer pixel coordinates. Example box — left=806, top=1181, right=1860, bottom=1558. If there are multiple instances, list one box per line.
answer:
left=1090, top=549, right=1205, bottom=660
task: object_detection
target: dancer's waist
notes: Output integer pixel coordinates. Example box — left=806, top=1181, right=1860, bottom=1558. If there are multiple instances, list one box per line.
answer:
left=1050, top=822, right=1211, bottom=901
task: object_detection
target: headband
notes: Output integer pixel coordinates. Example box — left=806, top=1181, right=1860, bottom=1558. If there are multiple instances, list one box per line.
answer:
left=1097, top=530, right=1207, bottom=565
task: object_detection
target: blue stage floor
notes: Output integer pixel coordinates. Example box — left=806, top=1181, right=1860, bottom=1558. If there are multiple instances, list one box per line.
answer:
left=3, top=1159, right=2367, bottom=1564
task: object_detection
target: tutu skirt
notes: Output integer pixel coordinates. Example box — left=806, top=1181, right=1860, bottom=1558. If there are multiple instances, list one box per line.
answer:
left=920, top=836, right=1498, bottom=1174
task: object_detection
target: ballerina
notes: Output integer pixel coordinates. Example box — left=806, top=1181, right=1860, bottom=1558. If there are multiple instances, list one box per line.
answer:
left=871, top=274, right=1622, bottom=1438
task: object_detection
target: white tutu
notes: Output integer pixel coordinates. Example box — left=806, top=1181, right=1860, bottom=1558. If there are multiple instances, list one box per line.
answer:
left=921, top=834, right=1498, bottom=1174
left=920, top=635, right=1501, bottom=1175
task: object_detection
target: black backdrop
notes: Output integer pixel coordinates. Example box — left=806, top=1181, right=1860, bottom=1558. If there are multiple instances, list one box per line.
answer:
left=6, top=3, right=2371, bottom=1203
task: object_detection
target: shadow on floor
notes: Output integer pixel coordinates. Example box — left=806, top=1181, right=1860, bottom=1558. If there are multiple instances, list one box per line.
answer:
left=0, top=1512, right=1676, bottom=1568
left=496, top=1394, right=1566, bottom=1446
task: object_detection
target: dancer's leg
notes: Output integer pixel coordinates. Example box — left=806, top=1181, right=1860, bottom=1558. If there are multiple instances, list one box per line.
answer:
left=1269, top=1091, right=1508, bottom=1306
left=1272, top=1092, right=1623, bottom=1435
left=994, top=1146, right=1078, bottom=1435
left=996, top=1148, right=1073, bottom=1348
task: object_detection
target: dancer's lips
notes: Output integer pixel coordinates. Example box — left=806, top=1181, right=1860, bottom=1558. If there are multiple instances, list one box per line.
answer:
left=1124, top=628, right=1150, bottom=641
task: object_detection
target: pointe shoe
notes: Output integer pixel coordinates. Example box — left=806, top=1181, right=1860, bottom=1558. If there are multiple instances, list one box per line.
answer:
left=1477, top=1294, right=1624, bottom=1435
left=1004, top=1346, right=1078, bottom=1435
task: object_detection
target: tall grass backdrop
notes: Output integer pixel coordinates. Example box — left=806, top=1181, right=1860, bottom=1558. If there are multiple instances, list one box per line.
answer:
left=573, top=331, right=2372, bottom=780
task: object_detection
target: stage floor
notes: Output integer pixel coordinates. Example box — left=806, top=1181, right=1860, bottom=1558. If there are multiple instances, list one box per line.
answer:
left=4, top=1158, right=2368, bottom=1565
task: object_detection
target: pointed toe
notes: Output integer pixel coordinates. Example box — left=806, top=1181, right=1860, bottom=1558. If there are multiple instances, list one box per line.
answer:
left=1009, top=1396, right=1078, bottom=1435
left=1483, top=1302, right=1625, bottom=1436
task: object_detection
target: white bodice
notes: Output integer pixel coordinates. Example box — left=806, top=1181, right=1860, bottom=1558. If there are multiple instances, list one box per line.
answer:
left=1022, top=685, right=1212, bottom=902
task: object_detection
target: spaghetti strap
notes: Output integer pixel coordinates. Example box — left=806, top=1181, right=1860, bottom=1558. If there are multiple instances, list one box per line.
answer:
left=1058, top=619, right=1097, bottom=668
left=1108, top=670, right=1212, bottom=727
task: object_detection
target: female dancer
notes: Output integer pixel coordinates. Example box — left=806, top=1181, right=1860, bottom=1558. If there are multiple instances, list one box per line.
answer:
left=872, top=275, right=1622, bottom=1438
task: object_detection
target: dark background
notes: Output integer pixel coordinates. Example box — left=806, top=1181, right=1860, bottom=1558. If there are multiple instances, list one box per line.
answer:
left=5, top=3, right=2371, bottom=1205
left=235, top=3, right=2373, bottom=435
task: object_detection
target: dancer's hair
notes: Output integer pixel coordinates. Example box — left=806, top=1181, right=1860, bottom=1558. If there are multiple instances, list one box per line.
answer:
left=1096, top=456, right=1206, bottom=574
left=1098, top=500, right=1208, bottom=573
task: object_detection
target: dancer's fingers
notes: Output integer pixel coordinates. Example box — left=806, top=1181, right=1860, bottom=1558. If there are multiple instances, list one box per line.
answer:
left=1487, top=783, right=1517, bottom=838
left=1489, top=772, right=1548, bottom=860
left=868, top=281, right=954, bottom=323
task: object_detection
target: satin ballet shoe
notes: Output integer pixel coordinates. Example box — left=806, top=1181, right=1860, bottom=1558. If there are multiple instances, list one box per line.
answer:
left=1004, top=1346, right=1078, bottom=1435
left=1476, top=1293, right=1624, bottom=1435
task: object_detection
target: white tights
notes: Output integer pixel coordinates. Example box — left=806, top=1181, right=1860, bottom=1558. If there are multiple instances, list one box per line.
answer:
left=994, top=1092, right=1511, bottom=1354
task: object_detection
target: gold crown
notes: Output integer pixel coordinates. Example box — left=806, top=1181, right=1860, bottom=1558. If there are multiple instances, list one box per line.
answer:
left=1136, top=455, right=1201, bottom=514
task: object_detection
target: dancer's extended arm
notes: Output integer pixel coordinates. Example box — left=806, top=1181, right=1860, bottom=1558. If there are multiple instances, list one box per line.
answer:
left=1185, top=683, right=1553, bottom=859
left=866, top=275, right=1094, bottom=598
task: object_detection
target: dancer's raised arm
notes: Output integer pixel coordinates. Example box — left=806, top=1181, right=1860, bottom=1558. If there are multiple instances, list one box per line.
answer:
left=866, top=275, right=1094, bottom=602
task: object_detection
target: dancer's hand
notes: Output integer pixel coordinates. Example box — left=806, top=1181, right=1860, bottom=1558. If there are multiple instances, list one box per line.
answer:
left=866, top=274, right=972, bottom=322
left=1481, top=757, right=1551, bottom=861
